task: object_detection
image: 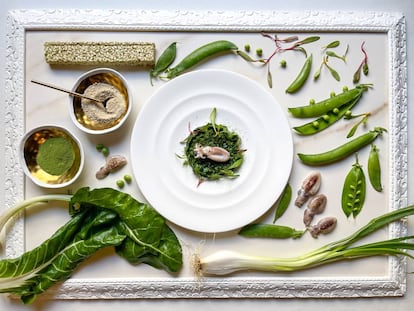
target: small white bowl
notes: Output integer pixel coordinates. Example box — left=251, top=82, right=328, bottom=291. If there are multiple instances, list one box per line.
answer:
left=69, top=68, right=132, bottom=135
left=20, top=125, right=84, bottom=188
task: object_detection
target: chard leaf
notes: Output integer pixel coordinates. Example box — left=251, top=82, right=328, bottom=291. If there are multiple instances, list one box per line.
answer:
left=69, top=187, right=183, bottom=273
left=0, top=208, right=125, bottom=304
left=116, top=225, right=182, bottom=272
left=18, top=225, right=125, bottom=304
left=0, top=211, right=87, bottom=280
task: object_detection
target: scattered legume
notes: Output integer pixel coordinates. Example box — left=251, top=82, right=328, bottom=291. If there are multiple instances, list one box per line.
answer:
left=239, top=223, right=304, bottom=239
left=273, top=183, right=292, bottom=223
left=285, top=54, right=312, bottom=94
left=297, top=127, right=386, bottom=166
left=150, top=42, right=177, bottom=79
left=368, top=144, right=383, bottom=192
left=288, top=85, right=370, bottom=118
left=341, top=155, right=366, bottom=218
left=166, top=40, right=238, bottom=79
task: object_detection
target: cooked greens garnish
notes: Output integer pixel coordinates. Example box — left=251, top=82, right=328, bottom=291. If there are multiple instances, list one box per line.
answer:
left=182, top=108, right=244, bottom=184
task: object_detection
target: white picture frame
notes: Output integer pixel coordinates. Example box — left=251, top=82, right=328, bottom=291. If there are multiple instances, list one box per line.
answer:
left=3, top=9, right=407, bottom=299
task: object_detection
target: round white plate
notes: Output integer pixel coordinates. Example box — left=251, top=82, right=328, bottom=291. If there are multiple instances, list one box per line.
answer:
left=130, top=69, right=293, bottom=233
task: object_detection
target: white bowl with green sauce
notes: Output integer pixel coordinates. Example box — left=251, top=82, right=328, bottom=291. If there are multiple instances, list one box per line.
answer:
left=70, top=68, right=132, bottom=135
left=20, top=125, right=84, bottom=188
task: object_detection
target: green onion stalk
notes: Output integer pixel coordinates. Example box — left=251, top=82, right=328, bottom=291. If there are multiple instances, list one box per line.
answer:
left=193, top=205, right=414, bottom=276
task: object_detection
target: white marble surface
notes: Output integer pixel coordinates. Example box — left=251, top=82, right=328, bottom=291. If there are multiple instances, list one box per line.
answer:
left=0, top=0, right=413, bottom=310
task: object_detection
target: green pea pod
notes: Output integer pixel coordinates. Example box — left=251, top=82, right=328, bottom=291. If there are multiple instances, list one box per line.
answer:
left=285, top=54, right=312, bottom=94
left=293, top=93, right=362, bottom=136
left=273, top=183, right=292, bottom=223
left=166, top=40, right=238, bottom=79
left=297, top=127, right=386, bottom=166
left=288, top=85, right=370, bottom=118
left=368, top=144, right=383, bottom=192
left=239, top=223, right=304, bottom=239
left=342, top=155, right=366, bottom=218
left=150, top=42, right=177, bottom=79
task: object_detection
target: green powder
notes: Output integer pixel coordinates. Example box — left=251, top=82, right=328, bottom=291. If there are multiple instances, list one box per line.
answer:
left=36, top=137, right=75, bottom=175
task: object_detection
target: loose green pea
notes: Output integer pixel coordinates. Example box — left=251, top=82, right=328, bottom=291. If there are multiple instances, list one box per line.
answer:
left=96, top=143, right=104, bottom=151
left=342, top=155, right=366, bottom=218
left=297, top=127, right=386, bottom=166
left=280, top=59, right=287, bottom=68
left=256, top=48, right=263, bottom=57
left=309, top=98, right=316, bottom=105
left=368, top=144, right=383, bottom=192
left=239, top=223, right=304, bottom=239
left=124, top=174, right=132, bottom=184
left=116, top=179, right=125, bottom=189
left=343, top=86, right=349, bottom=92
left=244, top=44, right=251, bottom=52
left=101, top=146, right=110, bottom=157
left=330, top=91, right=336, bottom=98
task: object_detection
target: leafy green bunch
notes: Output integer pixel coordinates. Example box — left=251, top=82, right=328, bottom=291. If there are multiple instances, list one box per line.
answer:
left=0, top=187, right=183, bottom=304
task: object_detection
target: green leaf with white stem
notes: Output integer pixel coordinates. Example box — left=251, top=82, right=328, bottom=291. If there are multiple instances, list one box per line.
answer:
left=18, top=224, right=125, bottom=305
left=0, top=187, right=183, bottom=304
left=69, top=187, right=183, bottom=273
left=0, top=194, right=72, bottom=249
left=194, top=205, right=414, bottom=276
left=0, top=208, right=125, bottom=304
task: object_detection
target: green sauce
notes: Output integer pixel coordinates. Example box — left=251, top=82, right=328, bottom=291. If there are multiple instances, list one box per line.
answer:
left=36, top=137, right=75, bottom=175
left=183, top=109, right=244, bottom=182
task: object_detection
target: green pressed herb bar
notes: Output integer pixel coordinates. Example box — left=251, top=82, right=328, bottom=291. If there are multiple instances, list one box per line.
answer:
left=44, top=41, right=155, bottom=66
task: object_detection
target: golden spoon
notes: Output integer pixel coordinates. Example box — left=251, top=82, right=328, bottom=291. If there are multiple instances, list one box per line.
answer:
left=31, top=79, right=111, bottom=106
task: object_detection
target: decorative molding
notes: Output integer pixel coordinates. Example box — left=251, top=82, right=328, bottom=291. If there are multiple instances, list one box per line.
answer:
left=2, top=9, right=407, bottom=299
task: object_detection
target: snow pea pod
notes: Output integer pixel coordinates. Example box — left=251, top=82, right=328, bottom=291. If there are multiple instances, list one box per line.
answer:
left=150, top=42, right=177, bottom=79
left=285, top=54, right=313, bottom=94
left=166, top=40, right=238, bottom=79
left=341, top=155, right=366, bottom=218
left=297, top=127, right=386, bottom=166
left=368, top=144, right=383, bottom=192
left=293, top=93, right=362, bottom=135
left=273, top=183, right=292, bottom=223
left=239, top=223, right=304, bottom=239
left=288, top=85, right=369, bottom=118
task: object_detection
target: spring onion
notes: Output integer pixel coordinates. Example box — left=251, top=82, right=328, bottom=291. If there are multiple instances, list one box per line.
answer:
left=193, top=205, right=414, bottom=276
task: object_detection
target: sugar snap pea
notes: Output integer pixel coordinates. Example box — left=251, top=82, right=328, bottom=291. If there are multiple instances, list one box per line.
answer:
left=293, top=92, right=363, bottom=135
left=239, top=223, right=304, bottom=239
left=368, top=144, right=383, bottom=192
left=273, top=183, right=292, bottom=223
left=165, top=40, right=238, bottom=79
left=297, top=127, right=386, bottom=166
left=288, top=84, right=370, bottom=118
left=150, top=42, right=177, bottom=79
left=285, top=54, right=312, bottom=94
left=341, top=155, right=366, bottom=218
